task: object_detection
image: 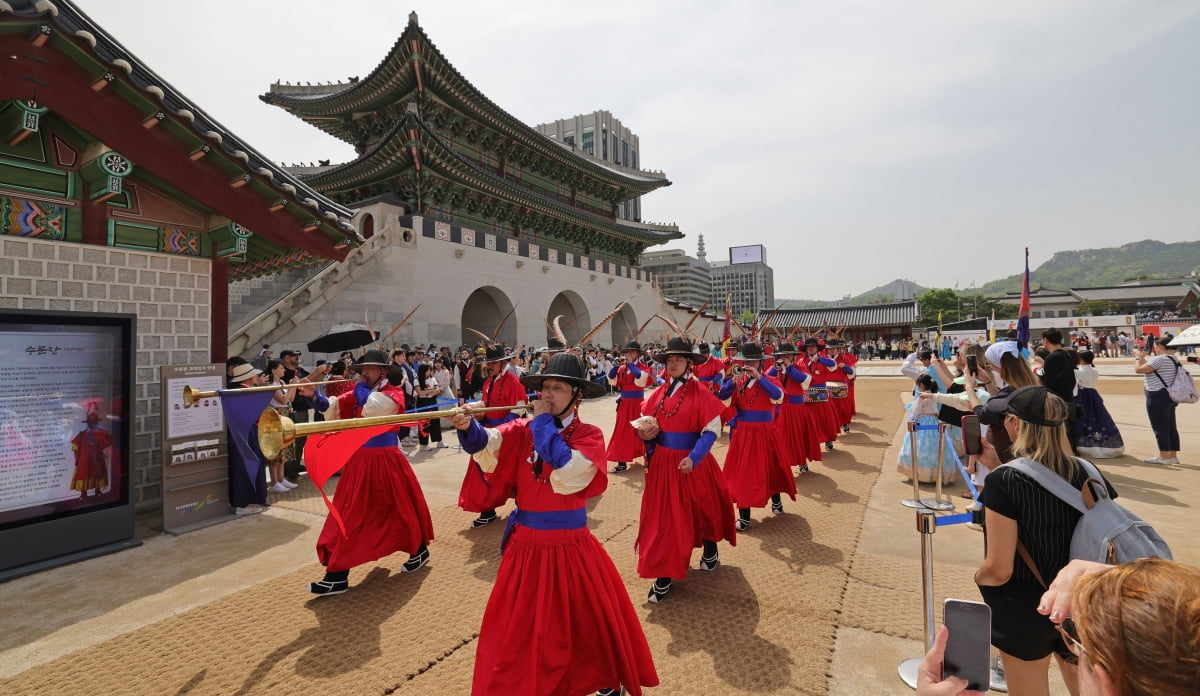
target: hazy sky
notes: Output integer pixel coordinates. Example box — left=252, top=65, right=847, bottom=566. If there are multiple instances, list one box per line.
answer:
left=79, top=0, right=1200, bottom=300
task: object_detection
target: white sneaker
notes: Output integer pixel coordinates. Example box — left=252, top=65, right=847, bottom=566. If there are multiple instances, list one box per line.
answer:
left=1144, top=457, right=1179, bottom=465
left=281, top=480, right=299, bottom=489
left=436, top=441, right=449, bottom=448
left=269, top=483, right=290, bottom=493
left=235, top=506, right=264, bottom=516
left=421, top=445, right=434, bottom=452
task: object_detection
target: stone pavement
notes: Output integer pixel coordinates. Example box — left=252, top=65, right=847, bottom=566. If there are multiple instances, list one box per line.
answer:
left=0, top=366, right=1195, bottom=695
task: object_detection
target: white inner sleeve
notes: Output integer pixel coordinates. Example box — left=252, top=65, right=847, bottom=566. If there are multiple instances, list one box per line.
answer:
left=700, top=415, right=722, bottom=438
left=549, top=450, right=597, bottom=495
left=361, top=391, right=401, bottom=417
left=473, top=427, right=504, bottom=473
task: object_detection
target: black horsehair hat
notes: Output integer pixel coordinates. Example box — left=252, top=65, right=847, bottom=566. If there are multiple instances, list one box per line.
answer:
left=985, top=385, right=1068, bottom=427
left=733, top=342, right=766, bottom=361
left=357, top=349, right=389, bottom=367
left=621, top=340, right=643, bottom=353
left=652, top=336, right=704, bottom=364
left=520, top=352, right=607, bottom=399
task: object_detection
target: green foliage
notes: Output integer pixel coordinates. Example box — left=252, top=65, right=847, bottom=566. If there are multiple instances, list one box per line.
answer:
left=739, top=309, right=757, bottom=326
left=979, top=240, right=1200, bottom=295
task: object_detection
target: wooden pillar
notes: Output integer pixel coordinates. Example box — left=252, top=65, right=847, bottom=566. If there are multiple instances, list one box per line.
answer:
left=210, top=256, right=229, bottom=363
left=81, top=190, right=107, bottom=245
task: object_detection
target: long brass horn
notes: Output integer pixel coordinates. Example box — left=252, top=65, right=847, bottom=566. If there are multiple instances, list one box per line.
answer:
left=257, top=404, right=529, bottom=460
left=182, top=380, right=343, bottom=408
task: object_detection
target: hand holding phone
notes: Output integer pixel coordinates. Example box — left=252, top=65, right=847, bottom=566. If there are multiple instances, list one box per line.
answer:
left=961, top=415, right=982, bottom=456
left=966, top=354, right=978, bottom=376
left=941, top=599, right=992, bottom=691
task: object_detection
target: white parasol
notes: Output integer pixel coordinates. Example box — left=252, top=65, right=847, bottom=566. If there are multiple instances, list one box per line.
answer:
left=1167, top=324, right=1200, bottom=347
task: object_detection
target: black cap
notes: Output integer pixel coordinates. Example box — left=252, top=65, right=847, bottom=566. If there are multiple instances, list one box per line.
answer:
left=803, top=337, right=820, bottom=347
left=621, top=340, right=643, bottom=353
left=734, top=342, right=765, bottom=361
left=986, top=385, right=1068, bottom=427
left=480, top=344, right=514, bottom=363
left=521, top=352, right=607, bottom=399
left=280, top=349, right=301, bottom=358
left=776, top=342, right=799, bottom=355
left=652, top=336, right=703, bottom=364
left=356, top=349, right=389, bottom=367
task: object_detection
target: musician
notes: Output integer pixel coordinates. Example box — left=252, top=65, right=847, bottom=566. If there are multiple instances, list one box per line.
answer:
left=635, top=337, right=737, bottom=603
left=718, top=342, right=796, bottom=530
left=829, top=338, right=858, bottom=433
left=691, top=342, right=727, bottom=395
left=308, top=350, right=434, bottom=596
left=768, top=342, right=820, bottom=473
left=799, top=337, right=841, bottom=452
left=450, top=352, right=658, bottom=696
left=457, top=344, right=527, bottom=528
left=606, top=340, right=649, bottom=473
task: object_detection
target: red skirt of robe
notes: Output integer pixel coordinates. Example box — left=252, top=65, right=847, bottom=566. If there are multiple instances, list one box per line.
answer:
left=458, top=458, right=515, bottom=513
left=776, top=401, right=822, bottom=466
left=473, top=525, right=659, bottom=696
left=808, top=399, right=840, bottom=443
left=635, top=446, right=737, bottom=579
left=316, top=445, right=434, bottom=573
left=606, top=397, right=647, bottom=462
left=722, top=422, right=796, bottom=509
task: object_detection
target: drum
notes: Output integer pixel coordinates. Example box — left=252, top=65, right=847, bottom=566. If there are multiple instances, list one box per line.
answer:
left=828, top=382, right=849, bottom=399
left=806, top=385, right=829, bottom=402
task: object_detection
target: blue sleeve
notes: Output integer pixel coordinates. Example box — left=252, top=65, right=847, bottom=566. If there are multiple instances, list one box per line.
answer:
left=764, top=366, right=778, bottom=378
left=607, top=364, right=620, bottom=379
left=787, top=365, right=808, bottom=381
left=628, top=363, right=642, bottom=378
left=717, top=378, right=736, bottom=399
left=817, top=356, right=836, bottom=368
left=758, top=378, right=783, bottom=400
left=687, top=430, right=718, bottom=464
left=842, top=365, right=854, bottom=375
left=529, top=414, right=572, bottom=469
left=354, top=381, right=372, bottom=409
left=310, top=393, right=329, bottom=413
left=456, top=418, right=489, bottom=453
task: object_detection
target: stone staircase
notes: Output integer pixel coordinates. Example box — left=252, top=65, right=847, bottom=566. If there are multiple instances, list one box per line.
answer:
left=228, top=265, right=329, bottom=332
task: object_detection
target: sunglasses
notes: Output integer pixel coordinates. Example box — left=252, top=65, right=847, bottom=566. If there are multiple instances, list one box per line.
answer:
left=1056, top=617, right=1086, bottom=658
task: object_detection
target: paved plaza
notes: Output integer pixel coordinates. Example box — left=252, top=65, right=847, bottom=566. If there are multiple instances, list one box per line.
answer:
left=1, top=361, right=1196, bottom=695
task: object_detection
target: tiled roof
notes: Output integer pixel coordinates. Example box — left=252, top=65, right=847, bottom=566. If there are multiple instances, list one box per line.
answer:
left=757, top=301, right=921, bottom=330
left=1073, top=284, right=1189, bottom=302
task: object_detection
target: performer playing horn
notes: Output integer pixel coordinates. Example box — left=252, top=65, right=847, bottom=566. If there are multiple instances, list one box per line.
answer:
left=458, top=344, right=527, bottom=528
left=769, top=342, right=820, bottom=473
left=635, top=337, right=737, bottom=604
left=451, top=352, right=658, bottom=696
left=606, top=339, right=649, bottom=473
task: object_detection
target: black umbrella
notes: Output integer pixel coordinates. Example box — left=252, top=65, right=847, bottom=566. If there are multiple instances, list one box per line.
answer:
left=306, top=324, right=378, bottom=354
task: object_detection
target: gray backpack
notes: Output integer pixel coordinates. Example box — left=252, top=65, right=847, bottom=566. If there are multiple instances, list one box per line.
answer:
left=1007, top=457, right=1172, bottom=576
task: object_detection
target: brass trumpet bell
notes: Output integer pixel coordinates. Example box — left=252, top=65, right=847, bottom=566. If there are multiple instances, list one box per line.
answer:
left=182, top=379, right=343, bottom=407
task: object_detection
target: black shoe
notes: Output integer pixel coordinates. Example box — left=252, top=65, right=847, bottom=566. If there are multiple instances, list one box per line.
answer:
left=471, top=511, right=498, bottom=528
left=735, top=517, right=750, bottom=532
left=647, top=579, right=672, bottom=604
left=699, top=553, right=720, bottom=571
left=307, top=579, right=348, bottom=596
left=842, top=424, right=850, bottom=433
left=824, top=441, right=834, bottom=452
left=612, top=462, right=628, bottom=473
left=771, top=500, right=784, bottom=515
left=797, top=464, right=810, bottom=474
left=596, top=689, right=623, bottom=696
left=401, top=547, right=430, bottom=573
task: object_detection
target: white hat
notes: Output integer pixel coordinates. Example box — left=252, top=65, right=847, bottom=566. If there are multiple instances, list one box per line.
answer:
left=984, top=341, right=1019, bottom=368
left=230, top=363, right=263, bottom=383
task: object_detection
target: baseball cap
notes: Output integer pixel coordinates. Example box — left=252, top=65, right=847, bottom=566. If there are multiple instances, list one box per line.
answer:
left=985, top=385, right=1067, bottom=427
left=280, top=349, right=301, bottom=358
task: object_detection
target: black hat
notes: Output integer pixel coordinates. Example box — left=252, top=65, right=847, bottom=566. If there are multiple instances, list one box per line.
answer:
left=826, top=338, right=843, bottom=348
left=776, top=342, right=799, bottom=355
left=356, top=349, right=389, bottom=367
left=803, top=337, right=820, bottom=348
left=698, top=342, right=711, bottom=354
left=652, top=336, right=703, bottom=364
left=521, top=352, right=607, bottom=399
left=733, top=342, right=766, bottom=361
left=621, top=340, right=643, bottom=353
left=280, top=349, right=301, bottom=358
left=985, top=385, right=1068, bottom=427
left=480, top=344, right=514, bottom=363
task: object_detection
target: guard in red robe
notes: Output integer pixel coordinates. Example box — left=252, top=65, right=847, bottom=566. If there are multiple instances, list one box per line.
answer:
left=691, top=342, right=727, bottom=395
left=832, top=339, right=859, bottom=426
left=606, top=340, right=649, bottom=472
left=71, top=411, right=113, bottom=494
left=768, top=342, right=821, bottom=472
left=452, top=353, right=658, bottom=696
left=458, top=345, right=528, bottom=528
left=308, top=350, right=434, bottom=596
left=635, top=337, right=737, bottom=603
left=717, top=342, right=796, bottom=530
left=799, top=337, right=841, bottom=451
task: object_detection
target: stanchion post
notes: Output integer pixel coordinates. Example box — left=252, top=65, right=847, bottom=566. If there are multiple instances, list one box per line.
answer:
left=901, top=421, right=924, bottom=508
left=898, top=509, right=938, bottom=689
left=921, top=424, right=955, bottom=511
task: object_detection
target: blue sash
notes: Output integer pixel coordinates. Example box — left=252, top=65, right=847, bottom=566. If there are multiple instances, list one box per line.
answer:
left=501, top=506, right=588, bottom=553
left=620, top=390, right=645, bottom=400
left=736, top=409, right=773, bottom=423
left=656, top=431, right=700, bottom=451
left=786, top=395, right=806, bottom=405
left=363, top=431, right=399, bottom=448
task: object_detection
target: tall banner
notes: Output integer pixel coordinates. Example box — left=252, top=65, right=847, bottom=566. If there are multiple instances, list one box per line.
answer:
left=720, top=292, right=733, bottom=354
left=1017, top=247, right=1031, bottom=346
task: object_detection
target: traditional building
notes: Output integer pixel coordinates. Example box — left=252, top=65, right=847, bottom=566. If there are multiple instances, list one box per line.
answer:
left=238, top=13, right=690, bottom=353
left=0, top=0, right=358, bottom=511
left=757, top=301, right=922, bottom=343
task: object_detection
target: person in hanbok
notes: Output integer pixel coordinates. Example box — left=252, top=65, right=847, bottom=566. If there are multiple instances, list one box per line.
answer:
left=768, top=342, right=821, bottom=473
left=451, top=352, right=658, bottom=696
left=634, top=337, right=737, bottom=604
left=606, top=340, right=649, bottom=472
left=898, top=374, right=957, bottom=484
left=1073, top=350, right=1125, bottom=459
left=717, top=342, right=796, bottom=530
left=457, top=344, right=527, bottom=528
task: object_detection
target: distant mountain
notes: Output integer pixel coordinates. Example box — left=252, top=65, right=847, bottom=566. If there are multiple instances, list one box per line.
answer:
left=776, top=279, right=927, bottom=309
left=979, top=240, right=1200, bottom=295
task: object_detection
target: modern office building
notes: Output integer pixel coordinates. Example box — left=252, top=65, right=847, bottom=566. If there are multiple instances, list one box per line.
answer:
left=535, top=110, right=646, bottom=223
left=710, top=245, right=775, bottom=317
left=639, top=235, right=713, bottom=307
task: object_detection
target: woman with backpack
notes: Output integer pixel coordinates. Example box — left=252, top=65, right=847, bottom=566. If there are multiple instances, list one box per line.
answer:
left=1134, top=337, right=1182, bottom=465
left=972, top=386, right=1118, bottom=696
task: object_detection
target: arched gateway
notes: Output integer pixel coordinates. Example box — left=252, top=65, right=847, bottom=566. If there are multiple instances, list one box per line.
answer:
left=461, top=287, right=517, bottom=348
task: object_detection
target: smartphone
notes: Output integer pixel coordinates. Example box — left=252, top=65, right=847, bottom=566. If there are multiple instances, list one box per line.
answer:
left=966, top=354, right=978, bottom=376
left=942, top=598, right=992, bottom=691
left=961, top=415, right=982, bottom=456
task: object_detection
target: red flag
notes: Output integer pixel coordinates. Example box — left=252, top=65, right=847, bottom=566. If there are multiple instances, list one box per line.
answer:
left=1017, top=247, right=1031, bottom=346
left=303, top=423, right=398, bottom=536
left=720, top=292, right=733, bottom=353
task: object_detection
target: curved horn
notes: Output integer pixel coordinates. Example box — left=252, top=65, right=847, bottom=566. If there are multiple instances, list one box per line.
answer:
left=551, top=315, right=567, bottom=345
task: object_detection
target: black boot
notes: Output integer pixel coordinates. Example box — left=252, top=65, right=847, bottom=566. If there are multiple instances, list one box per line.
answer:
left=736, top=508, right=751, bottom=531
left=612, top=462, right=628, bottom=472
left=770, top=493, right=783, bottom=515
left=401, top=544, right=430, bottom=573
left=647, top=577, right=672, bottom=603
left=699, top=539, right=719, bottom=571
left=308, top=569, right=349, bottom=596
left=472, top=509, right=498, bottom=528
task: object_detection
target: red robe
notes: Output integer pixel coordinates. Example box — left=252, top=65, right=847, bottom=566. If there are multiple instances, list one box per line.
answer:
left=691, top=354, right=726, bottom=395
left=316, top=383, right=434, bottom=573
left=606, top=364, right=649, bottom=462
left=71, top=426, right=112, bottom=492
left=721, top=374, right=797, bottom=508
left=800, top=352, right=841, bottom=442
left=772, top=364, right=821, bottom=466
left=458, top=370, right=526, bottom=512
left=838, top=352, right=859, bottom=418
left=636, top=378, right=737, bottom=580
left=470, top=416, right=658, bottom=696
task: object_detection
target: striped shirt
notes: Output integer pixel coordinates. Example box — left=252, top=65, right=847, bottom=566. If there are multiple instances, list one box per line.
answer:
left=1144, top=354, right=1179, bottom=392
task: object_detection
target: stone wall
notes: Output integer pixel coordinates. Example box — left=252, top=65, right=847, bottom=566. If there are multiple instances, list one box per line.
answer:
left=0, top=236, right=212, bottom=510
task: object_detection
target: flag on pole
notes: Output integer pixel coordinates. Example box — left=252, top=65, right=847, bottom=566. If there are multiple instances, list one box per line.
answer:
left=304, top=423, right=399, bottom=537
left=1017, top=247, right=1031, bottom=346
left=937, top=310, right=943, bottom=346
left=989, top=308, right=996, bottom=343
left=220, top=387, right=278, bottom=491
left=720, top=292, right=733, bottom=354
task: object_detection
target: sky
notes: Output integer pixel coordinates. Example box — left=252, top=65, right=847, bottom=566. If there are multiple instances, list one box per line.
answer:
left=78, top=0, right=1200, bottom=301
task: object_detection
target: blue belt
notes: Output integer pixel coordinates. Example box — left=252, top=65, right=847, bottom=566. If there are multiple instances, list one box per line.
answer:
left=620, top=390, right=645, bottom=399
left=363, top=432, right=398, bottom=448
left=786, top=395, right=806, bottom=405
left=735, top=410, right=774, bottom=423
left=483, top=411, right=518, bottom=427
left=501, top=506, right=588, bottom=553
left=656, top=431, right=700, bottom=451
left=698, top=374, right=719, bottom=383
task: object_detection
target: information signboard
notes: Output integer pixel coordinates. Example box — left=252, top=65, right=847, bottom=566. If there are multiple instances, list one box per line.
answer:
left=161, top=364, right=233, bottom=533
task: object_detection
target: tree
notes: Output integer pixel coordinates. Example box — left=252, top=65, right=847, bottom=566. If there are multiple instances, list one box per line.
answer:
left=917, top=288, right=962, bottom=323
left=739, top=309, right=757, bottom=328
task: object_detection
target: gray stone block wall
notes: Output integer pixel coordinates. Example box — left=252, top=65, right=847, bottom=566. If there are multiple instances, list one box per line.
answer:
left=1, top=236, right=212, bottom=511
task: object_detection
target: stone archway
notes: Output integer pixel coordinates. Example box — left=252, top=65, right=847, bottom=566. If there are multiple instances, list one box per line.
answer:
left=546, top=290, right=591, bottom=347
left=461, top=286, right=518, bottom=348
left=611, top=303, right=639, bottom=348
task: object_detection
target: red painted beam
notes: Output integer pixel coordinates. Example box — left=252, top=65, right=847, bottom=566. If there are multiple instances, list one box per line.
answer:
left=0, top=35, right=348, bottom=262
